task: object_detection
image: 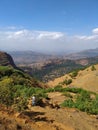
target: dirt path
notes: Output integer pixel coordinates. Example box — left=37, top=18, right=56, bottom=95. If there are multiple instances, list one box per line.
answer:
left=0, top=92, right=98, bottom=130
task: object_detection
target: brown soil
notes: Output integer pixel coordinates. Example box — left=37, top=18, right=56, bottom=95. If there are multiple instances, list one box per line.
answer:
left=0, top=93, right=98, bottom=130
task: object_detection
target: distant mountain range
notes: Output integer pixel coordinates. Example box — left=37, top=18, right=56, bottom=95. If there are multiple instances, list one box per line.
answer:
left=64, top=48, right=98, bottom=59
left=6, top=49, right=98, bottom=82
left=8, top=48, right=98, bottom=65
left=8, top=51, right=58, bottom=65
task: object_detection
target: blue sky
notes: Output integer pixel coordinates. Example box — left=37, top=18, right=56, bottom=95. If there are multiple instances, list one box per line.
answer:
left=0, top=0, right=98, bottom=53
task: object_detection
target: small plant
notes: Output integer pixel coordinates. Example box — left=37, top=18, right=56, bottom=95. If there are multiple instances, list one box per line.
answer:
left=67, top=79, right=72, bottom=85
left=60, top=99, right=74, bottom=108
left=91, top=65, right=96, bottom=71
left=62, top=79, right=72, bottom=85
left=70, top=70, right=78, bottom=78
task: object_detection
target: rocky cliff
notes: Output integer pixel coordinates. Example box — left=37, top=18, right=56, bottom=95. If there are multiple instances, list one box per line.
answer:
left=0, top=51, right=16, bottom=68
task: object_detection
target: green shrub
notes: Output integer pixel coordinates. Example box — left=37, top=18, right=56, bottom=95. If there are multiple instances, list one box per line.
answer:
left=13, top=96, right=28, bottom=112
left=60, top=88, right=98, bottom=115
left=53, top=85, right=63, bottom=91
left=91, top=65, right=96, bottom=71
left=70, top=71, right=78, bottom=78
left=0, top=85, right=14, bottom=106
left=61, top=79, right=72, bottom=85
left=60, top=99, right=75, bottom=108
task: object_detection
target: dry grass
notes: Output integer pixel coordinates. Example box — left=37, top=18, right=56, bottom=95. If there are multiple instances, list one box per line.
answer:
left=47, top=64, right=98, bottom=93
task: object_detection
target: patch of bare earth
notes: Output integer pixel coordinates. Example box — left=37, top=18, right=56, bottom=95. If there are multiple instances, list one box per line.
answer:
left=0, top=92, right=98, bottom=130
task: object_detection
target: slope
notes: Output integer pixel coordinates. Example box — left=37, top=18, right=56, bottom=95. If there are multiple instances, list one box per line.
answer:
left=47, top=64, right=98, bottom=93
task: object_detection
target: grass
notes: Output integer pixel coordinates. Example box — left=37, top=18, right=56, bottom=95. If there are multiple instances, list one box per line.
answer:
left=0, top=65, right=98, bottom=114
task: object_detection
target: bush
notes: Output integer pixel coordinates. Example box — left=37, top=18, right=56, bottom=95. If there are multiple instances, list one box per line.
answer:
left=60, top=88, right=98, bottom=115
left=53, top=85, right=63, bottom=91
left=0, top=85, right=14, bottom=106
left=91, top=65, right=96, bottom=71
left=70, top=71, right=78, bottom=78
left=61, top=79, right=72, bottom=85
left=13, top=96, right=28, bottom=112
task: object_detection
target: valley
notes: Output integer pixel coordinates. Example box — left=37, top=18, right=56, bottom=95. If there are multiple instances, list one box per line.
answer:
left=0, top=51, right=98, bottom=130
left=1, top=0, right=98, bottom=129
left=8, top=49, right=98, bottom=82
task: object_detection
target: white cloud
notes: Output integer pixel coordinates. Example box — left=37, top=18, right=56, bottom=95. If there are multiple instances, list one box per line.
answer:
left=92, top=28, right=98, bottom=34
left=6, top=30, right=64, bottom=41
left=74, top=35, right=87, bottom=40
left=75, top=35, right=98, bottom=41
left=37, top=31, right=64, bottom=40
left=74, top=28, right=98, bottom=41
left=0, top=27, right=98, bottom=53
left=7, top=30, right=30, bottom=39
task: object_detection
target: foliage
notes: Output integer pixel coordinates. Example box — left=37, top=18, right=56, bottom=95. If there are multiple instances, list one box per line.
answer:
left=22, top=60, right=84, bottom=82
left=0, top=85, right=14, bottom=106
left=0, top=66, right=42, bottom=88
left=0, top=65, right=44, bottom=111
left=70, top=70, right=78, bottom=78
left=61, top=79, right=72, bottom=85
left=13, top=96, right=28, bottom=112
left=0, top=65, right=98, bottom=115
left=91, top=65, right=96, bottom=71
left=60, top=88, right=98, bottom=115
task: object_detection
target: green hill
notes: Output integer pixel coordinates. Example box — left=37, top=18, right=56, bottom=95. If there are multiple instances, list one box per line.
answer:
left=0, top=52, right=47, bottom=111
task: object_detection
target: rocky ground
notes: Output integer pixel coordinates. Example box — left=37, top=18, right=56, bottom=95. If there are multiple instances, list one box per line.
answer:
left=0, top=92, right=98, bottom=130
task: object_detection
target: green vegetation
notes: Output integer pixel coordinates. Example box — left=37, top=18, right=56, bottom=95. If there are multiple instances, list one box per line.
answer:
left=70, top=70, right=78, bottom=78
left=22, top=60, right=84, bottom=82
left=40, top=86, right=98, bottom=115
left=60, top=88, right=98, bottom=115
left=0, top=66, right=45, bottom=111
left=0, top=65, right=98, bottom=115
left=91, top=65, right=96, bottom=71
left=0, top=84, right=47, bottom=111
left=0, top=66, right=42, bottom=87
left=61, top=79, right=72, bottom=85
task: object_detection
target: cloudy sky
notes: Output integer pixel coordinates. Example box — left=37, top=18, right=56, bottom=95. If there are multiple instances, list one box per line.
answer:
left=0, top=0, right=98, bottom=53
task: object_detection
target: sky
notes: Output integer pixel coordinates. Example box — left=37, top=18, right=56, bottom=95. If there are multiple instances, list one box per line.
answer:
left=0, top=0, right=98, bottom=53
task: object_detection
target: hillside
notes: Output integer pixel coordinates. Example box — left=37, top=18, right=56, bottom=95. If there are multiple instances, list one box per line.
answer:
left=0, top=86, right=98, bottom=130
left=47, top=64, right=98, bottom=93
left=0, top=51, right=45, bottom=86
left=0, top=52, right=47, bottom=111
left=21, top=57, right=98, bottom=82
left=20, top=59, right=84, bottom=82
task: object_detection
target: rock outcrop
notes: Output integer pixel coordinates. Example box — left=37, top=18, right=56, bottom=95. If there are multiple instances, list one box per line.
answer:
left=0, top=51, right=16, bottom=68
